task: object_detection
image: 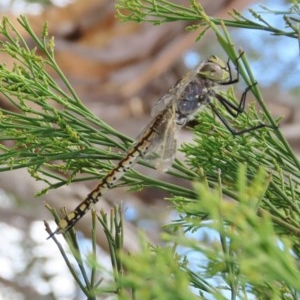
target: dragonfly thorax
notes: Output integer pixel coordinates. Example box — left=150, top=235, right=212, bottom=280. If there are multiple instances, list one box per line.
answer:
left=176, top=79, right=213, bottom=126
left=175, top=56, right=230, bottom=126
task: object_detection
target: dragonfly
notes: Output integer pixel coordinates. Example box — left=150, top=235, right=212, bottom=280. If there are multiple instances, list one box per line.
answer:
left=48, top=54, right=271, bottom=238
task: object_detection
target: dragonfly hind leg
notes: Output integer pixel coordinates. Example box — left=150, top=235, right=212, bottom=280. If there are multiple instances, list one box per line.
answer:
left=209, top=101, right=273, bottom=135
left=210, top=83, right=276, bottom=135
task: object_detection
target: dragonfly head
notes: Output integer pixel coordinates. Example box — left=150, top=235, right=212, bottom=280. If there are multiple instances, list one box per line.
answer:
left=197, top=55, right=229, bottom=82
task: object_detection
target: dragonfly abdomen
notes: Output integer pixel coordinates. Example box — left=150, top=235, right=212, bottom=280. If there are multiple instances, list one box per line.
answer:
left=50, top=111, right=164, bottom=236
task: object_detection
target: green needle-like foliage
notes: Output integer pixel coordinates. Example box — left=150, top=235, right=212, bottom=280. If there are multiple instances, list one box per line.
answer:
left=0, top=16, right=149, bottom=194
left=163, top=169, right=300, bottom=299
left=1, top=1, right=300, bottom=299
left=116, top=0, right=300, bottom=38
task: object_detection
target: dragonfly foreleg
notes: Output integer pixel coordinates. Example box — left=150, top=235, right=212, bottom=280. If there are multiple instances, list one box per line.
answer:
left=220, top=52, right=245, bottom=85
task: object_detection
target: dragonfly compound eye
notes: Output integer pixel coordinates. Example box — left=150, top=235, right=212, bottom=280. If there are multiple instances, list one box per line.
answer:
left=198, top=56, right=229, bottom=82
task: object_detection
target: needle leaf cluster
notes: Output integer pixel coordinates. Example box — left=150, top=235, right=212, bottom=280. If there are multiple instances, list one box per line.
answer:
left=0, top=16, right=135, bottom=194
left=0, top=2, right=300, bottom=298
left=116, top=0, right=300, bottom=39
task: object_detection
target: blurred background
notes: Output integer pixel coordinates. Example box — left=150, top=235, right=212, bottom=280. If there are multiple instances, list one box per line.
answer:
left=0, top=0, right=299, bottom=299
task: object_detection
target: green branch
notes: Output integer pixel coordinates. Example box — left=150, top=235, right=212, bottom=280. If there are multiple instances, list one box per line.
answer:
left=116, top=0, right=299, bottom=39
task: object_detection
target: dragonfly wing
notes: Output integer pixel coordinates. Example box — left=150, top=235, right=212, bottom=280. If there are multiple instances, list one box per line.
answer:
left=151, top=92, right=174, bottom=117
left=145, top=105, right=178, bottom=172
left=155, top=105, right=177, bottom=172
left=142, top=64, right=205, bottom=171
left=154, top=131, right=177, bottom=172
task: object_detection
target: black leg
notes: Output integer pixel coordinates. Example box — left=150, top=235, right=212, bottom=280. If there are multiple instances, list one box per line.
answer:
left=207, top=52, right=276, bottom=134
left=219, top=52, right=244, bottom=86
left=209, top=102, right=273, bottom=135
left=215, top=83, right=256, bottom=118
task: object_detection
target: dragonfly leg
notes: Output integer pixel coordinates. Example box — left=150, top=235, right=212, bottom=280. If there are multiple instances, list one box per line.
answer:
left=215, top=83, right=257, bottom=118
left=220, top=52, right=245, bottom=85
left=210, top=54, right=276, bottom=133
left=209, top=100, right=276, bottom=135
left=209, top=97, right=278, bottom=135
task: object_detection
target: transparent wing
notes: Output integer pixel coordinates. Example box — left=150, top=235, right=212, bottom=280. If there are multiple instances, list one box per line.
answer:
left=134, top=104, right=177, bottom=172
left=137, top=62, right=206, bottom=172
left=151, top=91, right=174, bottom=117
left=151, top=105, right=177, bottom=172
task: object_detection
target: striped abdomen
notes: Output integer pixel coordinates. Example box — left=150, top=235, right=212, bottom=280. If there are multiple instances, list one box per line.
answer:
left=51, top=111, right=165, bottom=235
